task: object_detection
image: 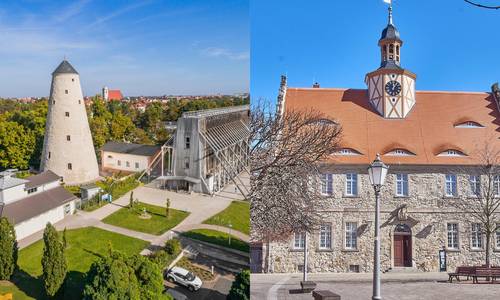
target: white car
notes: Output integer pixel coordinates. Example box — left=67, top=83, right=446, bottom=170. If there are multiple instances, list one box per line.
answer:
left=165, top=266, right=203, bottom=292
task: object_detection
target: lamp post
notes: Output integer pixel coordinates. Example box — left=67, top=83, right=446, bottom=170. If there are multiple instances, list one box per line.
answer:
left=367, top=154, right=389, bottom=300
left=229, top=223, right=232, bottom=245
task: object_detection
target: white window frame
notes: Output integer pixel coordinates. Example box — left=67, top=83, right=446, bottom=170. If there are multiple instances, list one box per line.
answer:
left=447, top=223, right=459, bottom=250
left=345, top=173, right=358, bottom=196
left=469, top=175, right=481, bottom=197
left=293, top=232, right=305, bottom=250
left=321, top=174, right=333, bottom=196
left=494, top=175, right=500, bottom=197
left=395, top=173, right=409, bottom=197
left=445, top=174, right=457, bottom=197
left=319, top=224, right=332, bottom=250
left=345, top=222, right=357, bottom=250
left=471, top=223, right=483, bottom=250
left=64, top=203, right=71, bottom=215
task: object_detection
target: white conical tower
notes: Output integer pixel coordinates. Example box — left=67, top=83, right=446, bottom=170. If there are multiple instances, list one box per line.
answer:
left=40, top=60, right=99, bottom=185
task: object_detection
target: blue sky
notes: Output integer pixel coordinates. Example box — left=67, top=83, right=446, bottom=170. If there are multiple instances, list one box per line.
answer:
left=0, top=0, right=248, bottom=97
left=251, top=0, right=500, bottom=104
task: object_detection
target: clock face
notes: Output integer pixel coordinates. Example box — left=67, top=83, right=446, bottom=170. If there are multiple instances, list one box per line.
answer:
left=385, top=80, right=401, bottom=96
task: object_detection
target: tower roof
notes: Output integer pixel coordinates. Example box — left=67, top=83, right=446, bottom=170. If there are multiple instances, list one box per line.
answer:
left=380, top=24, right=401, bottom=42
left=52, top=60, right=78, bottom=75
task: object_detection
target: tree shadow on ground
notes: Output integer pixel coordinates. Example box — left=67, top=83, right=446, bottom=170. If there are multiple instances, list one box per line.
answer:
left=11, top=269, right=46, bottom=299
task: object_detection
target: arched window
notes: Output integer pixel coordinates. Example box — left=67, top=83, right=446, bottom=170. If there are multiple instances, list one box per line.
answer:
left=389, top=44, right=394, bottom=54
left=396, top=45, right=400, bottom=55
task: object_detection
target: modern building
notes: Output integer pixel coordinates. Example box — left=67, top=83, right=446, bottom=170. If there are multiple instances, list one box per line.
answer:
left=142, top=105, right=250, bottom=195
left=253, top=7, right=500, bottom=274
left=100, top=141, right=161, bottom=174
left=40, top=60, right=100, bottom=185
left=0, top=170, right=76, bottom=240
left=102, top=86, right=124, bottom=101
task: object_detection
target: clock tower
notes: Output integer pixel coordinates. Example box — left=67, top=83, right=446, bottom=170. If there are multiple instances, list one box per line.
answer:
left=365, top=4, right=416, bottom=119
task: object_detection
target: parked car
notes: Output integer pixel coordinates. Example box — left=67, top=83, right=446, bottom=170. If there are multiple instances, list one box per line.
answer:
left=165, top=266, right=203, bottom=292
left=165, top=288, right=188, bottom=300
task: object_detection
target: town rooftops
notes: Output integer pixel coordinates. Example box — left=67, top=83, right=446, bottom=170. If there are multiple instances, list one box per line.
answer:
left=101, top=141, right=161, bottom=157
left=0, top=186, right=76, bottom=224
left=284, top=87, right=500, bottom=165
left=0, top=171, right=28, bottom=190
left=24, top=170, right=61, bottom=189
left=182, top=105, right=249, bottom=118
left=52, top=60, right=78, bottom=75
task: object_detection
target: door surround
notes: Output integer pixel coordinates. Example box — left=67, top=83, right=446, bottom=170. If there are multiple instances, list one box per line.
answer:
left=392, top=223, right=412, bottom=267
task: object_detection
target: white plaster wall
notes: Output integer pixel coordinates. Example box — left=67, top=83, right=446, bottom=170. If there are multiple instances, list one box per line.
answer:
left=40, top=72, right=99, bottom=185
left=102, top=152, right=149, bottom=172
left=14, top=200, right=75, bottom=240
left=1, top=185, right=27, bottom=205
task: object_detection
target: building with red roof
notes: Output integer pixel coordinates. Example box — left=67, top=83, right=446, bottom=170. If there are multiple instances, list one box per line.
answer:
left=102, top=86, right=124, bottom=101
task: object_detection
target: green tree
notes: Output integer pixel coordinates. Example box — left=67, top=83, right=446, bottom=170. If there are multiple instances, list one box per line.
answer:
left=129, top=191, right=134, bottom=209
left=165, top=198, right=170, bottom=218
left=0, top=217, right=17, bottom=280
left=83, top=251, right=140, bottom=300
left=110, top=112, right=135, bottom=141
left=42, top=223, right=67, bottom=297
left=0, top=120, right=35, bottom=169
left=127, top=254, right=165, bottom=300
left=227, top=270, right=250, bottom=300
left=62, top=227, right=67, bottom=249
left=164, top=239, right=181, bottom=256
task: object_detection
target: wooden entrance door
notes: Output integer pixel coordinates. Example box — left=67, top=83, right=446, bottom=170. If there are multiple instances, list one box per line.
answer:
left=394, top=234, right=412, bottom=267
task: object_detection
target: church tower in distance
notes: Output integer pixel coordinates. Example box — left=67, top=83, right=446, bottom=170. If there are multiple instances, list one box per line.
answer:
left=40, top=60, right=99, bottom=185
left=365, top=4, right=416, bottom=119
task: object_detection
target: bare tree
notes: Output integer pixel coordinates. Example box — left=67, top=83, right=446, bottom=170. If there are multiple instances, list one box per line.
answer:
left=451, top=142, right=500, bottom=267
left=464, top=0, right=500, bottom=9
left=249, top=103, right=342, bottom=280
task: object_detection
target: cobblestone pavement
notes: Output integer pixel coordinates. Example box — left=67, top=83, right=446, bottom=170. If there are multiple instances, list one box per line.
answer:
left=251, top=273, right=500, bottom=300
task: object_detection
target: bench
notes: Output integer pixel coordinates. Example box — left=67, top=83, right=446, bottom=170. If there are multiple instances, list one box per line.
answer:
left=471, top=268, right=500, bottom=283
left=448, top=266, right=477, bottom=282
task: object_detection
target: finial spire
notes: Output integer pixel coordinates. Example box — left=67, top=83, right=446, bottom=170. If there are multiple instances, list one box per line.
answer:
left=383, top=0, right=393, bottom=24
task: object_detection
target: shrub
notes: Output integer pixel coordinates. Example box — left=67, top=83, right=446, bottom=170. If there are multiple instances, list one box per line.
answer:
left=164, top=239, right=181, bottom=256
left=42, top=223, right=67, bottom=297
left=227, top=269, right=250, bottom=300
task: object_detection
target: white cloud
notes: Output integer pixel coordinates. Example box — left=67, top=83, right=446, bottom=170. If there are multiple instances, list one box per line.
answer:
left=201, top=47, right=249, bottom=61
left=54, top=0, right=92, bottom=23
left=85, top=0, right=152, bottom=29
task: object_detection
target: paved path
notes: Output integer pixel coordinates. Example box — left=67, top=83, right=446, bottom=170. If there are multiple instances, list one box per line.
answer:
left=251, top=272, right=500, bottom=300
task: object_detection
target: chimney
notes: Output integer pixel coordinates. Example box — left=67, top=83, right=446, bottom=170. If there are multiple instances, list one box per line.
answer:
left=312, top=82, right=320, bottom=88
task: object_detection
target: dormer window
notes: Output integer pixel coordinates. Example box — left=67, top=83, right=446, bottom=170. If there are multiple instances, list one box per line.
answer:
left=335, top=148, right=361, bottom=156
left=438, top=149, right=467, bottom=157
left=454, top=121, right=484, bottom=128
left=385, top=149, right=415, bottom=156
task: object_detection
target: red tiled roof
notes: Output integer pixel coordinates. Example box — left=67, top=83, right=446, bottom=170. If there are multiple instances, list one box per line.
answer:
left=284, top=88, right=500, bottom=165
left=108, top=90, right=123, bottom=100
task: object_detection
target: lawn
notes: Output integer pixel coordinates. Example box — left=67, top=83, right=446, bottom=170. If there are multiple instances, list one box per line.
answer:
left=1, top=227, right=149, bottom=300
left=203, top=201, right=250, bottom=235
left=102, top=202, right=189, bottom=235
left=182, top=229, right=249, bottom=253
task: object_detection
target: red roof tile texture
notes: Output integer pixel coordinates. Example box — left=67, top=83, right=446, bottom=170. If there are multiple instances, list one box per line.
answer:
left=284, top=88, right=500, bottom=165
left=108, top=90, right=123, bottom=100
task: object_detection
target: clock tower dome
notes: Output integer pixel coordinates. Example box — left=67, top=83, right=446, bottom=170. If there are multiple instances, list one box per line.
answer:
left=365, top=3, right=416, bottom=119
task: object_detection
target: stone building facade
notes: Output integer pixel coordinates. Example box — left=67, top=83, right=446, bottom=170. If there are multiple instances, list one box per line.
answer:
left=267, top=165, right=500, bottom=273
left=251, top=7, right=500, bottom=274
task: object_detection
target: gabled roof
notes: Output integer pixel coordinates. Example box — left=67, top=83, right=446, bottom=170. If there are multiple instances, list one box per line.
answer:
left=52, top=60, right=78, bottom=75
left=101, top=141, right=161, bottom=157
left=284, top=88, right=500, bottom=165
left=25, top=170, right=61, bottom=189
left=108, top=90, right=123, bottom=100
left=1, top=186, right=76, bottom=224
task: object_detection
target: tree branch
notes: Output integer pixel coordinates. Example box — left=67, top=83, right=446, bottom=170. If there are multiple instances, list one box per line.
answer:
left=464, top=0, right=500, bottom=9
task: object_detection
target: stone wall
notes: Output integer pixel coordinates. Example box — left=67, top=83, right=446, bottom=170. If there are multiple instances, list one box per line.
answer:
left=264, top=165, right=500, bottom=273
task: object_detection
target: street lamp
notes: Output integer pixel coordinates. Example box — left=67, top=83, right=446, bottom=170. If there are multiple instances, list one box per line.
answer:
left=229, top=223, right=233, bottom=245
left=367, top=154, right=389, bottom=300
